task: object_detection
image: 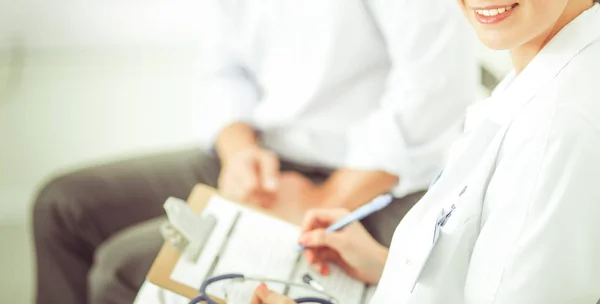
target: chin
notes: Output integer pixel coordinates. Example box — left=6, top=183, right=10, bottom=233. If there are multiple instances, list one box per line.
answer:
left=475, top=30, right=517, bottom=50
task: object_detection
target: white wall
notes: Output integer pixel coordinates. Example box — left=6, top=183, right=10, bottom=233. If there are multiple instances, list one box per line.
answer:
left=0, top=0, right=227, bottom=224
left=0, top=46, right=222, bottom=224
left=0, top=0, right=512, bottom=225
left=0, top=0, right=215, bottom=48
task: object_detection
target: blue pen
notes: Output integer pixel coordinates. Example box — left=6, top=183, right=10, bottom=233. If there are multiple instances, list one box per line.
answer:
left=298, top=194, right=394, bottom=250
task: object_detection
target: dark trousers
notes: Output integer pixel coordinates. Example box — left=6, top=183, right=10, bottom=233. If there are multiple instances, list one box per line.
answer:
left=32, top=148, right=424, bottom=304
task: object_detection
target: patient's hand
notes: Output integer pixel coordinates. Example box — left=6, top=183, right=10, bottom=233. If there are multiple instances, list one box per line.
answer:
left=275, top=172, right=325, bottom=208
left=218, top=146, right=280, bottom=207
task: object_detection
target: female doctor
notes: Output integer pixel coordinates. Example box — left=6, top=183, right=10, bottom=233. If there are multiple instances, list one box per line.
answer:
left=251, top=0, right=600, bottom=303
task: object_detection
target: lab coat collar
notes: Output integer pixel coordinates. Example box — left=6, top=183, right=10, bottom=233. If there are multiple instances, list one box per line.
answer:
left=488, top=3, right=600, bottom=125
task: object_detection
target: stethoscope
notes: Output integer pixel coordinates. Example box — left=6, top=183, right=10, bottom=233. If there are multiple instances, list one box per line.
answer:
left=188, top=273, right=338, bottom=304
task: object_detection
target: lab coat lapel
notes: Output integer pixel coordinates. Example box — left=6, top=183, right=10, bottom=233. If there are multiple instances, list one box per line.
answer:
left=491, top=3, right=600, bottom=126
left=421, top=120, right=500, bottom=209
left=414, top=4, right=600, bottom=209
left=446, top=4, right=600, bottom=205
left=398, top=122, right=506, bottom=301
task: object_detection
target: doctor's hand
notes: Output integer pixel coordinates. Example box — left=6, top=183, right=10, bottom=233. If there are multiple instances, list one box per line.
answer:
left=298, top=209, right=389, bottom=285
left=218, top=146, right=280, bottom=207
left=250, top=283, right=296, bottom=304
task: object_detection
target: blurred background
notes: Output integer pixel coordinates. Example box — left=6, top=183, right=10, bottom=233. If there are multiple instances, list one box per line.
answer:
left=0, top=0, right=511, bottom=302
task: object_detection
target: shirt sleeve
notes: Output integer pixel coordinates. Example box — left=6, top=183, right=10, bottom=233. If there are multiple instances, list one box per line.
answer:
left=345, top=0, right=479, bottom=197
left=464, top=108, right=600, bottom=303
left=195, top=1, right=261, bottom=146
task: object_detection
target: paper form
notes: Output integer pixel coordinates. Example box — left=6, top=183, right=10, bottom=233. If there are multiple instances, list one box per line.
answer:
left=169, top=195, right=367, bottom=303
left=209, top=204, right=302, bottom=303
left=287, top=258, right=366, bottom=304
left=170, top=196, right=240, bottom=289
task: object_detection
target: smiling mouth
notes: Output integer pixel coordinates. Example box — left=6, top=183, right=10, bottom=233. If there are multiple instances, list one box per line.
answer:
left=474, top=3, right=519, bottom=17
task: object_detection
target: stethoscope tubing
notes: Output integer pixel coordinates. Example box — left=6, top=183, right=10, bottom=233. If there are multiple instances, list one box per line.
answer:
left=189, top=273, right=335, bottom=304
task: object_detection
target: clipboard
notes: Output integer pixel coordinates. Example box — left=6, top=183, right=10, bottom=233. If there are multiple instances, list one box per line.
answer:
left=145, top=184, right=307, bottom=301
left=146, top=184, right=215, bottom=300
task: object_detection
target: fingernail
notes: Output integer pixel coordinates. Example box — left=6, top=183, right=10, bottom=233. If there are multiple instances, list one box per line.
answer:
left=320, top=265, right=328, bottom=275
left=257, top=283, right=267, bottom=293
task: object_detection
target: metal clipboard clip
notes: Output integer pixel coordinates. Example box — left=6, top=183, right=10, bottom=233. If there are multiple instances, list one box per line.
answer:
left=159, top=197, right=217, bottom=262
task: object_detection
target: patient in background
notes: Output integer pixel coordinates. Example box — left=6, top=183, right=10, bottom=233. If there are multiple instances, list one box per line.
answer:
left=31, top=1, right=477, bottom=303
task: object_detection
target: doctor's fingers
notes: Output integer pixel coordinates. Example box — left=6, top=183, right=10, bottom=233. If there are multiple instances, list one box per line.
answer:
left=299, top=229, right=352, bottom=252
left=303, top=248, right=341, bottom=275
left=300, top=208, right=351, bottom=232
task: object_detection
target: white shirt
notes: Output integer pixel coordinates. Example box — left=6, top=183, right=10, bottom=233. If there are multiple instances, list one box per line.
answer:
left=372, top=4, right=600, bottom=303
left=198, top=0, right=478, bottom=197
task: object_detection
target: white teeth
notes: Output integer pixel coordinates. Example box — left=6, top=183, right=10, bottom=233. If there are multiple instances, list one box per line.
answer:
left=475, top=5, right=515, bottom=16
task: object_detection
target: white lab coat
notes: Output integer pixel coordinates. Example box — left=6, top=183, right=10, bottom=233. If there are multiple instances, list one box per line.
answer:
left=372, top=4, right=600, bottom=303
